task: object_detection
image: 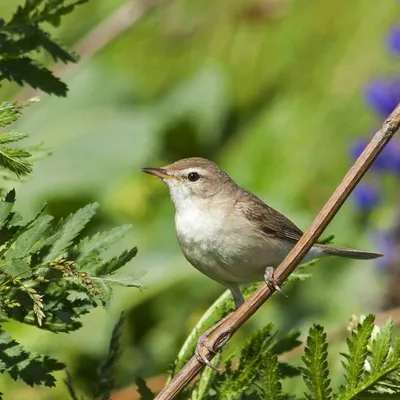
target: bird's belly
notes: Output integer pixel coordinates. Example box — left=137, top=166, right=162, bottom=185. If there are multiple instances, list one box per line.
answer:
left=176, top=209, right=295, bottom=284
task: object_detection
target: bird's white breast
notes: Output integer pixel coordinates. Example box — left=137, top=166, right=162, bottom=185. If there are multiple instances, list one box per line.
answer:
left=174, top=201, right=230, bottom=281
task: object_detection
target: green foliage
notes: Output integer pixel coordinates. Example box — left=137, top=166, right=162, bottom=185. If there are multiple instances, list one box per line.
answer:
left=0, top=189, right=142, bottom=390
left=301, top=324, right=332, bottom=400
left=182, top=323, right=301, bottom=400
left=0, top=101, right=34, bottom=178
left=336, top=315, right=400, bottom=399
left=0, top=1, right=148, bottom=396
left=0, top=0, right=87, bottom=96
left=157, top=314, right=400, bottom=400
left=341, top=315, right=375, bottom=394
left=0, top=327, right=64, bottom=399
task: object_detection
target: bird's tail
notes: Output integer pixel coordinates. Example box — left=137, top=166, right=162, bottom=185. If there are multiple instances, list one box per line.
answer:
left=315, top=244, right=382, bottom=260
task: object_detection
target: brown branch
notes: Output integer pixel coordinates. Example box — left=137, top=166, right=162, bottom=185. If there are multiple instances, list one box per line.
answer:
left=155, top=103, right=400, bottom=399
left=14, top=0, right=168, bottom=102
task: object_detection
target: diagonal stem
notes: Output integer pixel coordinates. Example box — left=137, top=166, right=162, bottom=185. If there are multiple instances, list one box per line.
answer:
left=155, top=103, right=400, bottom=400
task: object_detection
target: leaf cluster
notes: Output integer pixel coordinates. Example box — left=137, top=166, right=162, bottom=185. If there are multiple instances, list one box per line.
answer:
left=0, top=100, right=45, bottom=179
left=0, top=190, right=142, bottom=394
left=135, top=314, right=400, bottom=400
left=0, top=0, right=87, bottom=96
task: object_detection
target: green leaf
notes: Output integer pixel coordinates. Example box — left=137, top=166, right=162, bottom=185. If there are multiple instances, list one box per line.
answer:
left=278, top=362, right=301, bottom=379
left=0, top=204, right=47, bottom=258
left=335, top=317, right=400, bottom=400
left=0, top=189, right=16, bottom=230
left=0, top=146, right=32, bottom=177
left=256, top=351, right=284, bottom=400
left=271, top=330, right=302, bottom=355
left=4, top=258, right=30, bottom=276
left=15, top=26, right=76, bottom=63
left=341, top=315, right=375, bottom=392
left=93, top=272, right=144, bottom=288
left=6, top=215, right=53, bottom=259
left=0, top=102, right=19, bottom=127
left=135, top=377, right=155, bottom=400
left=370, top=319, right=393, bottom=375
left=301, top=324, right=332, bottom=400
left=77, top=224, right=132, bottom=265
left=45, top=203, right=98, bottom=261
left=0, top=326, right=65, bottom=387
left=94, top=247, right=138, bottom=276
left=0, top=132, right=28, bottom=144
left=218, top=324, right=274, bottom=397
left=0, top=58, right=68, bottom=97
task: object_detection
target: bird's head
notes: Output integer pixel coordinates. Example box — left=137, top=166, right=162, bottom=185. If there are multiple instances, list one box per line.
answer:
left=142, top=157, right=234, bottom=210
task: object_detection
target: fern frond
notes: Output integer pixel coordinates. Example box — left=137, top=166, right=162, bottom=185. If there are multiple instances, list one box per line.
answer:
left=45, top=203, right=98, bottom=261
left=341, top=314, right=375, bottom=393
left=256, top=350, right=284, bottom=399
left=5, top=214, right=53, bottom=259
left=94, top=247, right=138, bottom=276
left=335, top=316, right=400, bottom=400
left=0, top=102, right=20, bottom=127
left=301, top=324, right=332, bottom=400
left=217, top=324, right=275, bottom=397
left=76, top=224, right=132, bottom=266
left=0, top=132, right=28, bottom=144
left=370, top=318, right=393, bottom=374
left=1, top=1, right=88, bottom=96
left=0, top=146, right=32, bottom=177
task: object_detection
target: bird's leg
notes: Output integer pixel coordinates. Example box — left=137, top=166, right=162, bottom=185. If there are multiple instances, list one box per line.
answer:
left=195, top=313, right=233, bottom=369
left=264, top=266, right=287, bottom=297
left=195, top=285, right=242, bottom=369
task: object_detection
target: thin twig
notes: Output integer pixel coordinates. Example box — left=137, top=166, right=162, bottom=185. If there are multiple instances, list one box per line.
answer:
left=155, top=103, right=400, bottom=399
left=14, top=0, right=168, bottom=102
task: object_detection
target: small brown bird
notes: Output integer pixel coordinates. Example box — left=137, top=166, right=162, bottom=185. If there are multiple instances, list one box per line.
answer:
left=142, top=157, right=382, bottom=310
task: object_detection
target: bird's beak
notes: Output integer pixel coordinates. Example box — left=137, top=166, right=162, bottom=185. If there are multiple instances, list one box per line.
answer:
left=141, top=167, right=173, bottom=180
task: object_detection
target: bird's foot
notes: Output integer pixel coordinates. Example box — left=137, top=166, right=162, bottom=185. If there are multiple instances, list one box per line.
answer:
left=264, top=266, right=287, bottom=297
left=195, top=313, right=233, bottom=370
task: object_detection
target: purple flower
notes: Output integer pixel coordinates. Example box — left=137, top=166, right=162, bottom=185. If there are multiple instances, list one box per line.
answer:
left=370, top=229, right=397, bottom=269
left=352, top=182, right=380, bottom=211
left=388, top=27, right=400, bottom=55
left=350, top=139, right=400, bottom=174
left=364, top=79, right=400, bottom=117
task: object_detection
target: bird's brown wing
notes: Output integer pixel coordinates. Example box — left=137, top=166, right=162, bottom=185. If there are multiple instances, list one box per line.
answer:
left=236, top=189, right=304, bottom=243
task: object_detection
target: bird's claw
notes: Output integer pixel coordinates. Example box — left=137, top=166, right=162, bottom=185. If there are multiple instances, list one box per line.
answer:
left=194, top=315, right=233, bottom=370
left=264, top=266, right=287, bottom=297
left=195, top=335, right=219, bottom=370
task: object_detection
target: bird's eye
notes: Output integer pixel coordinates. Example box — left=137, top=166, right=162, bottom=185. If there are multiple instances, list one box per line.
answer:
left=187, top=172, right=200, bottom=182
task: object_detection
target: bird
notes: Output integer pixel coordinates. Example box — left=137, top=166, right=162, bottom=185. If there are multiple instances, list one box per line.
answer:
left=142, top=157, right=381, bottom=308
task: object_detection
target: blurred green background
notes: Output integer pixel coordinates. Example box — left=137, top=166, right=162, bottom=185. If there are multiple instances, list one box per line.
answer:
left=1, top=0, right=399, bottom=398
